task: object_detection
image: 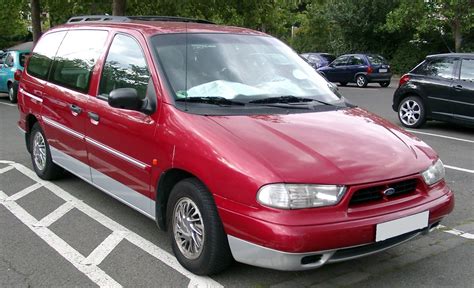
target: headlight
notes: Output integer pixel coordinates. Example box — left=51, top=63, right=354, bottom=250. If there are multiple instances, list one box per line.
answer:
left=257, top=184, right=346, bottom=209
left=421, top=159, right=445, bottom=185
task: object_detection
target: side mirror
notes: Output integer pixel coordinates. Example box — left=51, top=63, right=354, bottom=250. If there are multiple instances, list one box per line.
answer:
left=108, top=88, right=142, bottom=111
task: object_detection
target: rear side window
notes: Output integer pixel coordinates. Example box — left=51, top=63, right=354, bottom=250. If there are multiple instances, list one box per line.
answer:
left=27, top=31, right=66, bottom=80
left=348, top=56, right=365, bottom=65
left=460, top=59, right=474, bottom=81
left=50, top=30, right=108, bottom=93
left=5, top=53, right=14, bottom=67
left=99, top=34, right=150, bottom=100
left=416, top=58, right=455, bottom=79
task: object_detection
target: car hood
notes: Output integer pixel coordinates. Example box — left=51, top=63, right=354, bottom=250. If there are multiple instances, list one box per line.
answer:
left=208, top=107, right=437, bottom=185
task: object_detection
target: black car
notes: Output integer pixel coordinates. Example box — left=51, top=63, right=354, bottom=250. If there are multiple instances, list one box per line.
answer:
left=318, top=54, right=392, bottom=87
left=393, top=53, right=474, bottom=128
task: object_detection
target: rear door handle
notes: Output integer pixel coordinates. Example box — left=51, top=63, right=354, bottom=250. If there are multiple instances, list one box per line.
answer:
left=88, top=112, right=100, bottom=125
left=453, top=84, right=463, bottom=91
left=70, top=104, right=82, bottom=116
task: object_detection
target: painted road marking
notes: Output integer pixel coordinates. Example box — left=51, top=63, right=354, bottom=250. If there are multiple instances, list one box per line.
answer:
left=0, top=101, right=17, bottom=107
left=0, top=165, right=14, bottom=174
left=0, top=160, right=223, bottom=288
left=444, top=165, right=474, bottom=174
left=406, top=129, right=474, bottom=144
left=438, top=225, right=474, bottom=240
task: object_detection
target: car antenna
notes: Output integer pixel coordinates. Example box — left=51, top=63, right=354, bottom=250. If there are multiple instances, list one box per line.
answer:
left=184, top=22, right=188, bottom=111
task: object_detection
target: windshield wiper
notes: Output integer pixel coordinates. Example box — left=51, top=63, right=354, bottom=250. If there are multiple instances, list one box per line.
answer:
left=176, top=96, right=245, bottom=106
left=248, top=95, right=334, bottom=106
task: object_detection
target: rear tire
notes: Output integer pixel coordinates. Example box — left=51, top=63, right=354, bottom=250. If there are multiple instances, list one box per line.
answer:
left=379, top=81, right=390, bottom=87
left=167, top=178, right=233, bottom=275
left=8, top=83, right=17, bottom=103
left=397, top=96, right=426, bottom=128
left=356, top=75, right=368, bottom=87
left=30, top=123, right=63, bottom=180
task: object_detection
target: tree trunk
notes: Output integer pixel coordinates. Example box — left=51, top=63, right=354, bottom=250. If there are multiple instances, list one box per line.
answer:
left=112, top=0, right=126, bottom=16
left=30, top=0, right=42, bottom=43
left=453, top=22, right=462, bottom=52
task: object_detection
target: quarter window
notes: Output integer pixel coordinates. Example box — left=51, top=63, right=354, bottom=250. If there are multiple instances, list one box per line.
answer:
left=417, top=58, right=455, bottom=79
left=50, top=30, right=108, bottom=93
left=460, top=59, right=474, bottom=81
left=99, top=34, right=150, bottom=100
left=27, top=31, right=66, bottom=80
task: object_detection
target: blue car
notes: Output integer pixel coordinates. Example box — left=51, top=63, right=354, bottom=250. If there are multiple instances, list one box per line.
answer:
left=317, top=54, right=392, bottom=88
left=300, top=53, right=336, bottom=69
left=0, top=50, right=30, bottom=103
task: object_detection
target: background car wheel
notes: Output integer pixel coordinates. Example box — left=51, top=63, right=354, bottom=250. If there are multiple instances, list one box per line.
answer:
left=379, top=81, right=390, bottom=87
left=398, top=96, right=426, bottom=128
left=30, top=123, right=63, bottom=180
left=8, top=84, right=17, bottom=103
left=167, top=178, right=233, bottom=275
left=339, top=82, right=347, bottom=86
left=356, top=75, right=368, bottom=87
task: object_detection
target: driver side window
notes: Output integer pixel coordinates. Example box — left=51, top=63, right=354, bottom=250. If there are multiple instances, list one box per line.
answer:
left=99, top=34, right=150, bottom=100
left=332, top=56, right=348, bottom=67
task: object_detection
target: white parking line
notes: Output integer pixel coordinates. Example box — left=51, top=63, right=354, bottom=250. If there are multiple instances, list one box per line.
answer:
left=0, top=160, right=223, bottom=288
left=0, top=101, right=16, bottom=107
left=444, top=165, right=474, bottom=174
left=406, top=129, right=474, bottom=144
left=438, top=225, right=474, bottom=240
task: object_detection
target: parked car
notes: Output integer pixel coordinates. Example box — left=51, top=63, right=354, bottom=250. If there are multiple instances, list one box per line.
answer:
left=300, top=53, right=336, bottom=69
left=18, top=15, right=453, bottom=275
left=393, top=53, right=474, bottom=128
left=318, top=53, right=392, bottom=87
left=0, top=49, right=30, bottom=103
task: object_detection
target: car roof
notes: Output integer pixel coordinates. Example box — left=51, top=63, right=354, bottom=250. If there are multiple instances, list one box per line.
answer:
left=53, top=17, right=266, bottom=37
left=427, top=53, right=474, bottom=59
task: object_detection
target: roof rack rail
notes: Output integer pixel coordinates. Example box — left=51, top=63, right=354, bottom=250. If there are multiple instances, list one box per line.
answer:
left=67, top=15, right=215, bottom=25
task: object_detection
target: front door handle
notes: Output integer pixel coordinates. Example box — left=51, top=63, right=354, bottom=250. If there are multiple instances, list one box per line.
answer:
left=453, top=84, right=463, bottom=91
left=88, top=112, right=100, bottom=125
left=70, top=104, right=82, bottom=116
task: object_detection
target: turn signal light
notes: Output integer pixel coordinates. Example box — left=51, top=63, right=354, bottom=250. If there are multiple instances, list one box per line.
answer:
left=14, top=70, right=22, bottom=81
left=367, top=66, right=373, bottom=74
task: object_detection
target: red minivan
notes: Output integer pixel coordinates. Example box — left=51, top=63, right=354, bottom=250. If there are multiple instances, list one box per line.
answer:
left=17, top=16, right=454, bottom=275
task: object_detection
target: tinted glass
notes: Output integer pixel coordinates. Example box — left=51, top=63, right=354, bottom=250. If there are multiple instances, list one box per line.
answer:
left=19, top=52, right=30, bottom=67
left=51, top=30, right=108, bottom=93
left=332, top=56, right=349, bottom=66
left=27, top=31, right=66, bottom=80
left=99, top=34, right=150, bottom=100
left=348, top=56, right=364, bottom=65
left=460, top=59, right=474, bottom=81
left=366, top=55, right=387, bottom=65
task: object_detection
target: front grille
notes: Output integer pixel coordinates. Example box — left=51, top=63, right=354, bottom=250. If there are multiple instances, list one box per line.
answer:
left=350, top=178, right=418, bottom=205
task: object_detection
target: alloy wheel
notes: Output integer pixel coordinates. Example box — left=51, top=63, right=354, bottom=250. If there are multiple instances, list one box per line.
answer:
left=399, top=100, right=421, bottom=126
left=172, top=197, right=205, bottom=260
left=33, top=131, right=47, bottom=171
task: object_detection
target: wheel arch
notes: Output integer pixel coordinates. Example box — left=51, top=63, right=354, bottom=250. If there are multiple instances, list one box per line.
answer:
left=25, top=114, right=39, bottom=153
left=395, top=91, right=430, bottom=116
left=155, top=168, right=200, bottom=231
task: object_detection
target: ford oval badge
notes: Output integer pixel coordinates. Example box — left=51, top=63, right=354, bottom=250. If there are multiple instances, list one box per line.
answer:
left=383, top=187, right=396, bottom=196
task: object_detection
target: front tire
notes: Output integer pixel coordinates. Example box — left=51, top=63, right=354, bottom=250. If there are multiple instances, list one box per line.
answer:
left=356, top=75, right=368, bottom=87
left=8, top=83, right=17, bottom=103
left=30, top=123, right=63, bottom=180
left=167, top=178, right=233, bottom=275
left=398, top=96, right=426, bottom=128
left=379, top=81, right=390, bottom=87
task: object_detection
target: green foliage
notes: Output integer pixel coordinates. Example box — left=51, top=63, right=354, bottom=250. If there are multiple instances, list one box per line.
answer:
left=0, top=0, right=30, bottom=49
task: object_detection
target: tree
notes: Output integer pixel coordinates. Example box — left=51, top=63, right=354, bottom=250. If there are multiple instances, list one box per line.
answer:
left=31, top=0, right=42, bottom=43
left=112, top=0, right=126, bottom=16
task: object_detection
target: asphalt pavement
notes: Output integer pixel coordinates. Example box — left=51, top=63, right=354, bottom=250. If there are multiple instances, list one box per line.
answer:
left=0, top=80, right=472, bottom=287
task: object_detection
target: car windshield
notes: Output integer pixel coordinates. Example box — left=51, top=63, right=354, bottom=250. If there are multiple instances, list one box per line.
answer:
left=366, top=55, right=387, bottom=65
left=151, top=34, right=343, bottom=107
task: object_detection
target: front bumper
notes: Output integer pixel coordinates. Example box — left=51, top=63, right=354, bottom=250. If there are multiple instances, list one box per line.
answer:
left=223, top=189, right=454, bottom=271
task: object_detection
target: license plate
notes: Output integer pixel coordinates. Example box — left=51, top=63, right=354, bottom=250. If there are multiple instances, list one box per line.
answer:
left=379, top=68, right=388, bottom=73
left=376, top=211, right=429, bottom=242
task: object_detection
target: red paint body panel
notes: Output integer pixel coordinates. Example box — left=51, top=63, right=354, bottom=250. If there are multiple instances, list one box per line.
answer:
left=17, top=20, right=455, bottom=263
